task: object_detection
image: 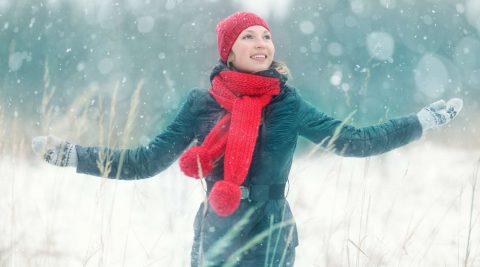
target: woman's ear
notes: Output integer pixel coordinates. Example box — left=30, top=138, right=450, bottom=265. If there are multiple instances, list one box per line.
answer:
left=227, top=52, right=235, bottom=68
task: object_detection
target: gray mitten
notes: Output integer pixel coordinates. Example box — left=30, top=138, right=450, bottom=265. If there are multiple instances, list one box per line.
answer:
left=417, top=98, right=463, bottom=131
left=32, top=135, right=77, bottom=167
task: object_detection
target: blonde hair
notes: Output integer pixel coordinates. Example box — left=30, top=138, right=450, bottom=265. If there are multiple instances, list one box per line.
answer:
left=271, top=61, right=290, bottom=76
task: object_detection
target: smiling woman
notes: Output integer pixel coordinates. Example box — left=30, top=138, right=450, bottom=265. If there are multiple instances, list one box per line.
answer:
left=31, top=11, right=463, bottom=267
left=216, top=12, right=288, bottom=76
left=226, top=26, right=275, bottom=73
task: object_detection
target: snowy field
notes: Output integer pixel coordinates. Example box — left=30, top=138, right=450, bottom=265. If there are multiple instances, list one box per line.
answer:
left=0, top=140, right=479, bottom=267
left=2, top=0, right=480, bottom=266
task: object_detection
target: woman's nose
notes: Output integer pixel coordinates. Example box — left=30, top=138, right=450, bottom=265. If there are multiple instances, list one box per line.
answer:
left=254, top=39, right=266, bottom=49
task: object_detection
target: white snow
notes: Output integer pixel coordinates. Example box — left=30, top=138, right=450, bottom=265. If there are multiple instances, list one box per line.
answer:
left=366, top=31, right=395, bottom=62
left=76, top=62, right=85, bottom=72
left=465, top=0, right=480, bottom=33
left=136, top=16, right=155, bottom=34
left=454, top=37, right=480, bottom=73
left=46, top=0, right=60, bottom=10
left=291, top=142, right=480, bottom=266
left=29, top=17, right=36, bottom=28
left=344, top=16, right=358, bottom=28
left=328, top=42, right=344, bottom=57
left=2, top=141, right=478, bottom=266
left=414, top=54, right=448, bottom=99
left=330, top=70, right=343, bottom=86
left=380, top=0, right=396, bottom=10
left=310, top=37, right=322, bottom=53
left=350, top=0, right=365, bottom=15
left=97, top=58, right=114, bottom=75
left=8, top=51, right=31, bottom=72
left=299, top=20, right=315, bottom=35
left=0, top=0, right=10, bottom=11
left=165, top=0, right=175, bottom=11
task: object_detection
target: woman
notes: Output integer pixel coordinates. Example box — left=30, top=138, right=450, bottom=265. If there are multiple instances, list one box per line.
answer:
left=32, top=12, right=462, bottom=267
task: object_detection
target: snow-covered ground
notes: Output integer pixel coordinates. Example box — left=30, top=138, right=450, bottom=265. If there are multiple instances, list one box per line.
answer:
left=1, top=140, right=479, bottom=266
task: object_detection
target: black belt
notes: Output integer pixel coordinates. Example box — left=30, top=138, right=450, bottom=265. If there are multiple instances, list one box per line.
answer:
left=206, top=182, right=286, bottom=202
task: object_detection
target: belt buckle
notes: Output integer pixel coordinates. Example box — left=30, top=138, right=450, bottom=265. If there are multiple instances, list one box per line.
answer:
left=240, top=186, right=250, bottom=200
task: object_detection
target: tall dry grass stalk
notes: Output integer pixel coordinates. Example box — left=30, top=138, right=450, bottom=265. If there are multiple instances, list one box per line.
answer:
left=325, top=110, right=357, bottom=154
left=107, top=82, right=119, bottom=147
left=354, top=158, right=372, bottom=265
left=40, top=60, right=55, bottom=134
left=223, top=220, right=295, bottom=267
left=39, top=58, right=100, bottom=141
left=197, top=203, right=294, bottom=267
left=288, top=107, right=357, bottom=228
left=464, top=157, right=479, bottom=267
left=0, top=106, right=5, bottom=156
left=264, top=215, right=275, bottom=267
left=203, top=207, right=256, bottom=265
left=69, top=79, right=142, bottom=266
left=267, top=203, right=288, bottom=266
left=304, top=110, right=357, bottom=160
left=270, top=204, right=296, bottom=267
left=379, top=108, right=390, bottom=124
left=96, top=96, right=109, bottom=176
left=69, top=85, right=100, bottom=140
left=102, top=80, right=144, bottom=267
left=35, top=61, right=110, bottom=266
left=87, top=94, right=110, bottom=267
left=96, top=81, right=120, bottom=178
left=358, top=57, right=382, bottom=96
left=114, top=79, right=144, bottom=180
left=197, top=180, right=209, bottom=265
left=199, top=202, right=296, bottom=266
left=9, top=112, right=17, bottom=267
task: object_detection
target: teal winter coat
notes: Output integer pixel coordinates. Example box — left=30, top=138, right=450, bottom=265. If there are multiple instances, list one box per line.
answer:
left=75, top=64, right=423, bottom=266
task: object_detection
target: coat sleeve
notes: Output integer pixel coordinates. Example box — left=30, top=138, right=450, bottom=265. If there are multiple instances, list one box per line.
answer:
left=297, top=94, right=423, bottom=157
left=75, top=89, right=199, bottom=179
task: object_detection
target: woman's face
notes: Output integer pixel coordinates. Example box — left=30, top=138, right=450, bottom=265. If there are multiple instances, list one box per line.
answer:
left=228, top=25, right=275, bottom=73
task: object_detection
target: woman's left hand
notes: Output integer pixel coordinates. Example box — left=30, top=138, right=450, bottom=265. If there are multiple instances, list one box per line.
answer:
left=417, top=98, right=463, bottom=130
left=32, top=135, right=77, bottom=167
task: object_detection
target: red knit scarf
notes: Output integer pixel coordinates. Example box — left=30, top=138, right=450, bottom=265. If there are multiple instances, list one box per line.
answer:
left=179, top=70, right=280, bottom=216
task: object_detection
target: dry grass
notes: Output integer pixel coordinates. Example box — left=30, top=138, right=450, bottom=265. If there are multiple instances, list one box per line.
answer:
left=1, top=138, right=478, bottom=266
left=1, top=72, right=479, bottom=266
left=464, top=158, right=479, bottom=267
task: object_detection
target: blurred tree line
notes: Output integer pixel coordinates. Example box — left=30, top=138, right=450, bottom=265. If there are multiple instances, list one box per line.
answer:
left=0, top=0, right=478, bottom=152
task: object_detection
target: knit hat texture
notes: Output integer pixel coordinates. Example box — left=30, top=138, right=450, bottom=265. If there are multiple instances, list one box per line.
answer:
left=216, top=12, right=270, bottom=63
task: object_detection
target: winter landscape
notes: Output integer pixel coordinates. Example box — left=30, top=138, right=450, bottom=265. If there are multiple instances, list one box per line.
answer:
left=1, top=0, right=480, bottom=266
left=1, top=141, right=479, bottom=266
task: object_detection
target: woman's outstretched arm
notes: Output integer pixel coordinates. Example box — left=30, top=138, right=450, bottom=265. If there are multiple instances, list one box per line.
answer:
left=33, top=89, right=201, bottom=179
left=297, top=93, right=462, bottom=157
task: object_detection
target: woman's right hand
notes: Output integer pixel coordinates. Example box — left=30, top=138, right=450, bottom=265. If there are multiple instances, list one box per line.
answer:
left=31, top=135, right=77, bottom=167
left=417, top=98, right=463, bottom=131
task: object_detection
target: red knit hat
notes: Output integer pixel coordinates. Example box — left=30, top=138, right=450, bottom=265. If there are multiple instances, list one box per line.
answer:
left=216, top=12, right=271, bottom=63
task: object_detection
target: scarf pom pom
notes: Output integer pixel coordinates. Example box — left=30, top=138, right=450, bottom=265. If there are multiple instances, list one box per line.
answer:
left=209, top=180, right=241, bottom=217
left=179, top=146, right=213, bottom=178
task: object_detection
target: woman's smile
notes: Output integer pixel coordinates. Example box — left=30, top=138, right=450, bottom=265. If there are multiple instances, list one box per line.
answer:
left=250, top=53, right=268, bottom=61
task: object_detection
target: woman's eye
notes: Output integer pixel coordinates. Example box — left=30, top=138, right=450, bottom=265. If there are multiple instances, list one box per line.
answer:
left=264, top=35, right=271, bottom=40
left=242, top=34, right=253, bottom=39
